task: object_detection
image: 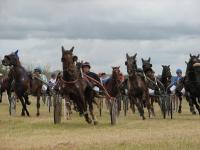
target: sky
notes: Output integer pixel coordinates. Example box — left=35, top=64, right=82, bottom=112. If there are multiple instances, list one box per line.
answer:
left=0, top=0, right=200, bottom=75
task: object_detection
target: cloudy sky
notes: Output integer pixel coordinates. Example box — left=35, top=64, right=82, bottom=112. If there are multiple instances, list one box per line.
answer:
left=0, top=0, right=200, bottom=75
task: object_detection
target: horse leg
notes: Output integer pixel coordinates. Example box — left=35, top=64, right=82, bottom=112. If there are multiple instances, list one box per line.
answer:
left=175, top=95, right=179, bottom=112
left=7, top=91, right=12, bottom=115
left=129, top=98, right=135, bottom=114
left=192, top=97, right=200, bottom=115
left=24, top=92, right=31, bottom=105
left=18, top=96, right=28, bottom=116
left=134, top=97, right=145, bottom=120
left=145, top=91, right=152, bottom=118
left=89, top=102, right=98, bottom=125
left=76, top=94, right=92, bottom=124
left=0, top=92, right=2, bottom=103
left=147, top=96, right=155, bottom=118
left=22, top=95, right=30, bottom=116
left=64, top=96, right=72, bottom=120
left=186, top=93, right=196, bottom=114
left=87, top=90, right=98, bottom=125
left=36, top=92, right=40, bottom=116
left=178, top=95, right=182, bottom=113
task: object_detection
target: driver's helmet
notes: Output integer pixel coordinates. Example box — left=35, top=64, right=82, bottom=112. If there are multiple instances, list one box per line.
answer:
left=34, top=67, right=42, bottom=74
left=176, top=68, right=182, bottom=74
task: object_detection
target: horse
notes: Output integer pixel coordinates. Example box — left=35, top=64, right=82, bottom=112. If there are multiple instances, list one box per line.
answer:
left=2, top=50, right=44, bottom=116
left=141, top=57, right=162, bottom=116
left=103, top=66, right=122, bottom=115
left=184, top=54, right=200, bottom=114
left=160, top=65, right=172, bottom=90
left=0, top=77, right=11, bottom=103
left=30, top=72, right=43, bottom=116
left=125, top=53, right=151, bottom=120
left=56, top=46, right=97, bottom=124
left=2, top=50, right=31, bottom=116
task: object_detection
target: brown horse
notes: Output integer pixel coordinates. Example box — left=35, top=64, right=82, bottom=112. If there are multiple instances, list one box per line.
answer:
left=56, top=46, right=97, bottom=124
left=30, top=72, right=43, bottom=116
left=125, top=53, right=151, bottom=120
left=2, top=51, right=31, bottom=116
left=0, top=77, right=11, bottom=103
left=2, top=50, right=43, bottom=116
left=103, top=66, right=122, bottom=114
left=142, top=57, right=163, bottom=116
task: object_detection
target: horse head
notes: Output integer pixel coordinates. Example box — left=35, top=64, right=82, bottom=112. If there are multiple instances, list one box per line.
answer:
left=142, top=57, right=152, bottom=71
left=61, top=46, right=79, bottom=79
left=61, top=46, right=78, bottom=68
left=112, top=66, right=121, bottom=82
left=125, top=53, right=137, bottom=75
left=161, top=65, right=172, bottom=84
left=188, top=54, right=200, bottom=72
left=2, top=50, right=20, bottom=66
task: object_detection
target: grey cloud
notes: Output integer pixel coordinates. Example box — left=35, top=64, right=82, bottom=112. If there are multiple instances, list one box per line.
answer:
left=0, top=0, right=200, bottom=40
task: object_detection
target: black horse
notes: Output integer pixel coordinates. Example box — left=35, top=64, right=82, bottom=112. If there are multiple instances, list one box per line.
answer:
left=160, top=65, right=172, bottom=91
left=184, top=54, right=200, bottom=114
left=142, top=57, right=163, bottom=116
left=2, top=50, right=31, bottom=116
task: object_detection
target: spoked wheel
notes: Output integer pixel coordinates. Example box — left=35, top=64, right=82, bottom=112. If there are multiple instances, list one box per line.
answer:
left=53, top=94, right=62, bottom=124
left=110, top=98, right=118, bottom=125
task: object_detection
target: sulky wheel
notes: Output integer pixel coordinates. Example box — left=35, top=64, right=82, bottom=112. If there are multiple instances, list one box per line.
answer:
left=110, top=98, right=118, bottom=125
left=53, top=94, right=62, bottom=124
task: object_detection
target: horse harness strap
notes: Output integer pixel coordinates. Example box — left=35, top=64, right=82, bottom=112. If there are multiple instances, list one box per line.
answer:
left=60, top=77, right=78, bottom=85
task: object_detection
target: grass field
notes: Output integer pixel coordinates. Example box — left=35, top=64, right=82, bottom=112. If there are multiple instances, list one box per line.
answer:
left=0, top=95, right=200, bottom=150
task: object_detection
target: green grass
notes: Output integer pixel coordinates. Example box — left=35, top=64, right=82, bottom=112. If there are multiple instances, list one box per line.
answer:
left=0, top=95, right=200, bottom=150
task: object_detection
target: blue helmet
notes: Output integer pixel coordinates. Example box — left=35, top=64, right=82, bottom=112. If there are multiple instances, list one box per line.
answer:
left=176, top=68, right=182, bottom=74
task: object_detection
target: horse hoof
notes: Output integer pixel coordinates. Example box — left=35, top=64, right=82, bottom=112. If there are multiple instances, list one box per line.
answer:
left=36, top=113, right=40, bottom=116
left=178, top=110, right=182, bottom=113
left=94, top=121, right=98, bottom=125
left=192, top=111, right=196, bottom=115
left=26, top=101, right=31, bottom=105
left=21, top=113, right=25, bottom=116
left=142, top=116, right=146, bottom=120
left=86, top=118, right=92, bottom=124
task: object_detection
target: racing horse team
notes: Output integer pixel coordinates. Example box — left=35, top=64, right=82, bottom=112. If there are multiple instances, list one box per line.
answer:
left=0, top=47, right=200, bottom=125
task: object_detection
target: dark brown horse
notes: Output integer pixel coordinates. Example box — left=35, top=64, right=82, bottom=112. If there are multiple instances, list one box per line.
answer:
left=0, top=75, right=15, bottom=115
left=2, top=50, right=31, bottom=116
left=2, top=50, right=43, bottom=116
left=160, top=65, right=172, bottom=91
left=30, top=72, right=43, bottom=116
left=184, top=54, right=200, bottom=114
left=125, top=53, right=151, bottom=119
left=142, top=57, right=161, bottom=116
left=103, top=66, right=122, bottom=114
left=0, top=77, right=11, bottom=103
left=56, top=46, right=97, bottom=124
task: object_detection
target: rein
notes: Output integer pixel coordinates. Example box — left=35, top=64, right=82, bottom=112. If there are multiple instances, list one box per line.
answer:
left=83, top=73, right=113, bottom=100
